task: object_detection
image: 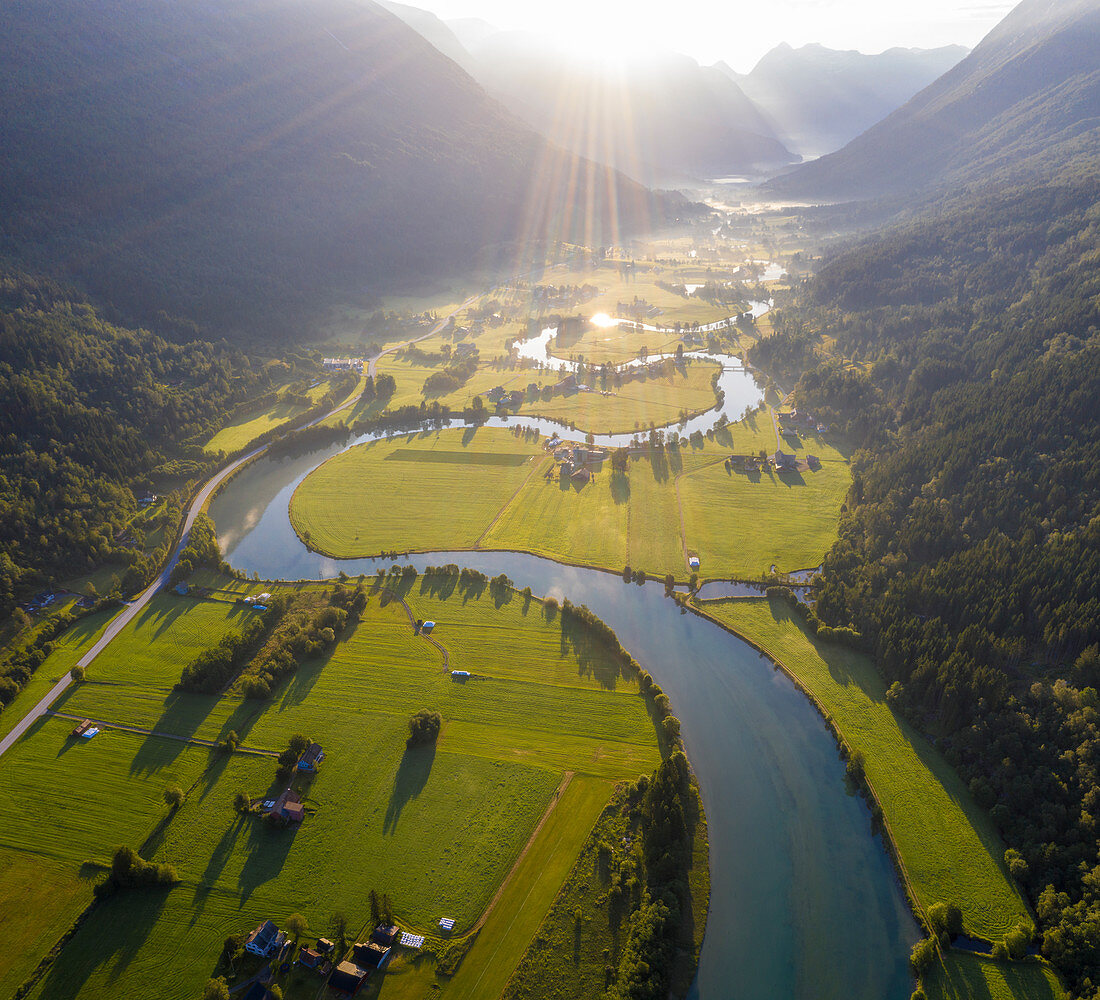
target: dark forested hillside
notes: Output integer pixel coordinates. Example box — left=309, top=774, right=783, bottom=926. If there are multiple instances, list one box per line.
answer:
left=0, top=271, right=272, bottom=608
left=756, top=170, right=1100, bottom=996
left=767, top=0, right=1100, bottom=200
left=0, top=0, right=670, bottom=338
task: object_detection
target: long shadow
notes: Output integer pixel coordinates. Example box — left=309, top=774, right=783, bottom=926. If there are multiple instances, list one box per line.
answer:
left=668, top=448, right=683, bottom=476
left=382, top=743, right=436, bottom=835
left=610, top=471, right=631, bottom=504
left=30, top=885, right=171, bottom=1000
left=238, top=807, right=298, bottom=904
left=648, top=450, right=670, bottom=483
left=777, top=469, right=806, bottom=488
left=419, top=573, right=458, bottom=601
left=191, top=814, right=249, bottom=919
left=130, top=690, right=220, bottom=775
left=559, top=615, right=629, bottom=691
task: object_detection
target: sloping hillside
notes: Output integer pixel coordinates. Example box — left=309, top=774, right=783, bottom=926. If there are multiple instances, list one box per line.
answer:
left=730, top=43, right=967, bottom=157
left=766, top=0, right=1100, bottom=200
left=381, top=12, right=797, bottom=186
left=0, top=0, right=668, bottom=337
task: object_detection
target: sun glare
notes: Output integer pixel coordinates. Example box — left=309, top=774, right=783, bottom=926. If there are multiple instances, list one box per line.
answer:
left=590, top=312, right=619, bottom=328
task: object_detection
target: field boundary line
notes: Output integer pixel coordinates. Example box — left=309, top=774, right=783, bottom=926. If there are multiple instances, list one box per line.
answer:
left=474, top=454, right=553, bottom=548
left=468, top=770, right=575, bottom=935
left=44, top=711, right=279, bottom=757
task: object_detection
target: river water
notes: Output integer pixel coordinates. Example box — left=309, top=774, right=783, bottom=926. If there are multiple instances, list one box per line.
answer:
left=209, top=435, right=920, bottom=998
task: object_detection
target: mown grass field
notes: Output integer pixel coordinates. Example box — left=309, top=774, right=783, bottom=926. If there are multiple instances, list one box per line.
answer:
left=926, top=952, right=1066, bottom=1000
left=0, top=848, right=96, bottom=999
left=696, top=596, right=1032, bottom=941
left=371, top=352, right=721, bottom=435
left=204, top=377, right=352, bottom=455
left=289, top=430, right=544, bottom=557
left=0, top=609, right=112, bottom=742
left=290, top=424, right=851, bottom=579
left=7, top=577, right=661, bottom=1000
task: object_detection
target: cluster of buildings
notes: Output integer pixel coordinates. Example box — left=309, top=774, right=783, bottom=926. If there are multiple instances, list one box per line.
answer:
left=255, top=742, right=325, bottom=825
left=547, top=441, right=608, bottom=485
left=779, top=408, right=828, bottom=434
left=321, top=357, right=363, bottom=370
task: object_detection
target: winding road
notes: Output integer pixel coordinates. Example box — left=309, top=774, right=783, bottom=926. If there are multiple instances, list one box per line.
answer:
left=0, top=292, right=481, bottom=761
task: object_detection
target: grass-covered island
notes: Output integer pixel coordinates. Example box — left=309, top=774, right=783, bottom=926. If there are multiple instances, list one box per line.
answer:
left=0, top=567, right=707, bottom=1000
left=288, top=424, right=851, bottom=580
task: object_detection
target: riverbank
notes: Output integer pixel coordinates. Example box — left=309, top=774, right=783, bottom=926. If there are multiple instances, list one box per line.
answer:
left=688, top=595, right=1065, bottom=998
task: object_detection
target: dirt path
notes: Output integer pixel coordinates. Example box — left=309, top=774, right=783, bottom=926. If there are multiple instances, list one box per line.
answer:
left=46, top=711, right=280, bottom=756
left=467, top=770, right=574, bottom=935
left=390, top=594, right=450, bottom=671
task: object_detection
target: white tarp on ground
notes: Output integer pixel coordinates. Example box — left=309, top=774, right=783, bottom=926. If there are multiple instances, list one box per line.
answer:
left=399, top=932, right=424, bottom=948
left=438, top=917, right=455, bottom=931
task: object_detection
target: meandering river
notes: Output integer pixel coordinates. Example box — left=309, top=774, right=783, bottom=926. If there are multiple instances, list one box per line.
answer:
left=209, top=431, right=920, bottom=998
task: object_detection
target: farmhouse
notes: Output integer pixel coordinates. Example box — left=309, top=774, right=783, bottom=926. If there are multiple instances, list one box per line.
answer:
left=372, top=924, right=399, bottom=946
left=267, top=789, right=305, bottom=824
left=770, top=450, right=796, bottom=471
left=245, top=920, right=285, bottom=957
left=297, top=742, right=324, bottom=772
left=572, top=467, right=592, bottom=484
left=299, top=946, right=324, bottom=969
left=329, top=960, right=368, bottom=994
left=352, top=940, right=393, bottom=970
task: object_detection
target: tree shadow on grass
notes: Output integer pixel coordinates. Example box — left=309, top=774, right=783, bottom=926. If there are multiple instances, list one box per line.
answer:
left=190, top=814, right=249, bottom=921
left=129, top=691, right=218, bottom=775
left=610, top=470, right=631, bottom=504
left=419, top=573, right=458, bottom=601
left=238, top=812, right=297, bottom=905
left=31, top=886, right=170, bottom=1000
left=382, top=743, right=435, bottom=836
left=559, top=616, right=628, bottom=691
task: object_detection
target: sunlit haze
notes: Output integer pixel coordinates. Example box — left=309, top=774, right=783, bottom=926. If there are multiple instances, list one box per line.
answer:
left=409, top=0, right=1014, bottom=70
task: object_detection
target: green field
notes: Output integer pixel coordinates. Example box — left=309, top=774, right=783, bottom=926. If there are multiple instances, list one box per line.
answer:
left=289, top=430, right=543, bottom=557
left=204, top=377, right=354, bottom=455
left=291, top=424, right=851, bottom=579
left=370, top=353, right=722, bottom=435
left=695, top=596, right=1032, bottom=941
left=926, top=952, right=1066, bottom=1000
left=3, top=577, right=662, bottom=1000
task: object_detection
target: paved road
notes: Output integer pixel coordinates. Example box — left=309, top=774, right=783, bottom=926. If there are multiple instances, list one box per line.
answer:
left=0, top=444, right=270, bottom=760
left=0, top=266, right=548, bottom=761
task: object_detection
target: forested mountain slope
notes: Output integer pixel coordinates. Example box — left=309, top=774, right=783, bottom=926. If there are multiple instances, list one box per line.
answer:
left=753, top=170, right=1100, bottom=996
left=0, top=0, right=668, bottom=338
left=0, top=271, right=274, bottom=610
left=767, top=0, right=1100, bottom=199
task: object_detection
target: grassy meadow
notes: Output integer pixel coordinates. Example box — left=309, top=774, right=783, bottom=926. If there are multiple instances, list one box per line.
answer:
left=204, top=376, right=355, bottom=455
left=290, top=424, right=851, bottom=579
left=2, top=575, right=662, bottom=1000
left=695, top=596, right=1032, bottom=941
left=926, top=952, right=1066, bottom=1000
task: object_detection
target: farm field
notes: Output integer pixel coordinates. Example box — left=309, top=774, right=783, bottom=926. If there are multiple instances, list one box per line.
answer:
left=0, top=609, right=112, bottom=742
left=289, top=430, right=544, bottom=557
left=204, top=376, right=354, bottom=455
left=290, top=423, right=851, bottom=579
left=371, top=351, right=722, bottom=435
left=5, top=575, right=662, bottom=1000
left=926, top=952, right=1066, bottom=1000
left=695, top=596, right=1032, bottom=941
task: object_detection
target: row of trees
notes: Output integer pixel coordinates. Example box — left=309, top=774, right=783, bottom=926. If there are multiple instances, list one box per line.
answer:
left=770, top=170, right=1100, bottom=996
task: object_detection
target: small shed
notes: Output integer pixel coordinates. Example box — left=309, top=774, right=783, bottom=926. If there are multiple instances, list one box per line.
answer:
left=316, top=938, right=335, bottom=954
left=372, top=924, right=399, bottom=947
left=71, top=719, right=93, bottom=738
left=688, top=556, right=701, bottom=570
left=421, top=621, right=436, bottom=634
left=451, top=670, right=470, bottom=680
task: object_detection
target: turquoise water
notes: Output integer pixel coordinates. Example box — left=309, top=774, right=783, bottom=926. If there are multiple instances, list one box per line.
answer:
left=209, top=446, right=919, bottom=999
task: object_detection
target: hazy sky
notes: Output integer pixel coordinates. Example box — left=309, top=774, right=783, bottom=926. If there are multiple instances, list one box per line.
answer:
left=407, top=0, right=1017, bottom=71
